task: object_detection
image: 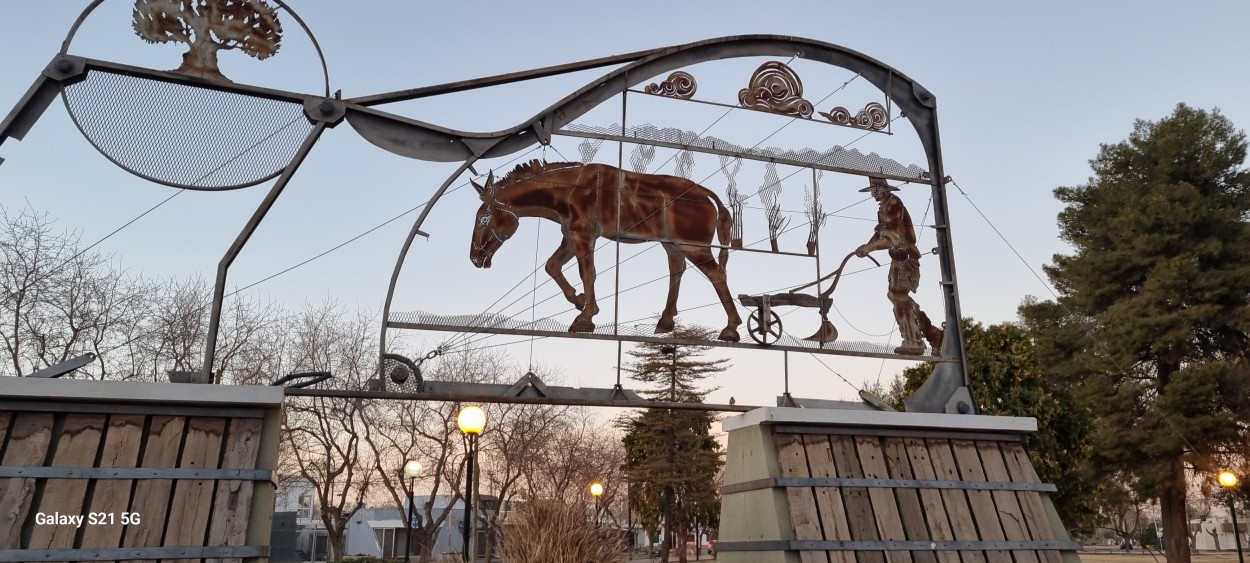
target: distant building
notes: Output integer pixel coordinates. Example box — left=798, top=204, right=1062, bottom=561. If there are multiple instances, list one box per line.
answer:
left=341, top=495, right=505, bottom=558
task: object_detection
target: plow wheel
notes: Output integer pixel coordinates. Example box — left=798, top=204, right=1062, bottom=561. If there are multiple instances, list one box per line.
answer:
left=747, top=308, right=783, bottom=346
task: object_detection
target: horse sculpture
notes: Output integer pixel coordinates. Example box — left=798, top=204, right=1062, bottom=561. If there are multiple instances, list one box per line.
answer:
left=469, top=160, right=742, bottom=341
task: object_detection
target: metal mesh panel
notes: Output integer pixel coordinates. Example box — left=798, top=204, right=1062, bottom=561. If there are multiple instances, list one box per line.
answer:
left=62, top=70, right=313, bottom=190
left=563, top=123, right=929, bottom=180
left=389, top=310, right=903, bottom=357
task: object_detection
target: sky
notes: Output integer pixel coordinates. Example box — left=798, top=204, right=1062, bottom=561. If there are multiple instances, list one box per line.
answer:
left=2, top=1, right=1249, bottom=413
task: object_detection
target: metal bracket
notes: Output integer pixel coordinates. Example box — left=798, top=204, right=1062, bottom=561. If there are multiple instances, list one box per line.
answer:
left=303, top=96, right=346, bottom=126
left=504, top=371, right=551, bottom=398
left=27, top=353, right=95, bottom=378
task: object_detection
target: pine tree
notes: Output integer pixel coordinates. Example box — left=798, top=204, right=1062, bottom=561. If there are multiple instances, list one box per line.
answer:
left=617, top=326, right=725, bottom=563
left=1021, top=104, right=1250, bottom=563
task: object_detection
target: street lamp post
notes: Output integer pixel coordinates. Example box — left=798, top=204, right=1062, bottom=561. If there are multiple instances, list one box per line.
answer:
left=591, top=481, right=604, bottom=528
left=404, top=460, right=422, bottom=562
left=458, top=405, right=486, bottom=562
left=1221, top=471, right=1245, bottom=563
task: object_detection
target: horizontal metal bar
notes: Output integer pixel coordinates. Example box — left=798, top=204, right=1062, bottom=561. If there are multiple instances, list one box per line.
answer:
left=555, top=128, right=929, bottom=185
left=721, top=477, right=1056, bottom=495
left=0, top=400, right=267, bottom=419
left=349, top=48, right=658, bottom=106
left=386, top=319, right=952, bottom=363
left=772, top=425, right=1022, bottom=441
left=714, top=540, right=1081, bottom=552
left=0, top=545, right=267, bottom=562
left=616, top=234, right=815, bottom=258
left=0, top=466, right=272, bottom=481
left=287, top=386, right=755, bottom=413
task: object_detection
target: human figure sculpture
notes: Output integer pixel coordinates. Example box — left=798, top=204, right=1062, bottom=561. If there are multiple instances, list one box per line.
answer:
left=854, top=177, right=943, bottom=355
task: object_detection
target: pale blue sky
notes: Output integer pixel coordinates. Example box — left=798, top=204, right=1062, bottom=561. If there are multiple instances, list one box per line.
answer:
left=2, top=1, right=1248, bottom=407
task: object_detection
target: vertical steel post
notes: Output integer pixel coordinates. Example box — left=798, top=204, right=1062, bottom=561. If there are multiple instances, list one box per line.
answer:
left=405, top=477, right=415, bottom=562
left=463, top=435, right=474, bottom=562
left=1232, top=495, right=1245, bottom=563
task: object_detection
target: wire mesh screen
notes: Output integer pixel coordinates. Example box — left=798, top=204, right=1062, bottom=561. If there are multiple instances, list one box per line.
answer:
left=388, top=310, right=907, bottom=357
left=62, top=69, right=314, bottom=190
left=562, top=123, right=929, bottom=180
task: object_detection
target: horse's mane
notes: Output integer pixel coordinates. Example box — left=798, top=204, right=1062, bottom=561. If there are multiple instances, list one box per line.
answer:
left=495, top=160, right=582, bottom=186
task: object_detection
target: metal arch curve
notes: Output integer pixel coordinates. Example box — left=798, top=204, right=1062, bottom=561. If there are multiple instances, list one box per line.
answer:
left=60, top=0, right=331, bottom=97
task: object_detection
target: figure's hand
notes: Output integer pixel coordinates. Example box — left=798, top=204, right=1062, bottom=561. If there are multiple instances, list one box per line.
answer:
left=855, top=245, right=868, bottom=258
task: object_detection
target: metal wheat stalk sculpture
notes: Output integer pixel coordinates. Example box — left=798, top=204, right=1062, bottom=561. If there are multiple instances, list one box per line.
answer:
left=718, top=154, right=744, bottom=248
left=760, top=162, right=788, bottom=252
left=804, top=170, right=825, bottom=256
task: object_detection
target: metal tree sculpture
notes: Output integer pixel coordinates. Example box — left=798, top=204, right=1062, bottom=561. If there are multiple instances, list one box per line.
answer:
left=804, top=171, right=825, bottom=256
left=760, top=162, right=788, bottom=252
left=133, top=0, right=283, bottom=81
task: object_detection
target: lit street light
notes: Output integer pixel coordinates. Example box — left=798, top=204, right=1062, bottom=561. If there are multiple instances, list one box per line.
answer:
left=591, top=481, right=604, bottom=528
left=1220, top=471, right=1245, bottom=563
left=404, top=460, right=422, bottom=562
left=458, top=405, right=486, bottom=562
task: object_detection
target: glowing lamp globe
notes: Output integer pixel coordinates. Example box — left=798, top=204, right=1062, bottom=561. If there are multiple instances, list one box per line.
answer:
left=591, top=482, right=604, bottom=497
left=404, top=460, right=423, bottom=478
left=458, top=405, right=487, bottom=435
left=1220, top=471, right=1239, bottom=489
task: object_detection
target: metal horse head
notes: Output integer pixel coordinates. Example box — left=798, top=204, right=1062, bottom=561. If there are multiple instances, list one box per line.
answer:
left=468, top=171, right=519, bottom=269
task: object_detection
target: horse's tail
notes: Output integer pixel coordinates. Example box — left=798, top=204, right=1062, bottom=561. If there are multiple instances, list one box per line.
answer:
left=715, top=195, right=732, bottom=269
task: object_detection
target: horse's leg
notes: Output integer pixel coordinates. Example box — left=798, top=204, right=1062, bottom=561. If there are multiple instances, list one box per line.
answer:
left=682, top=244, right=742, bottom=342
left=656, top=242, right=685, bottom=334
left=546, top=236, right=586, bottom=310
left=568, top=236, right=600, bottom=333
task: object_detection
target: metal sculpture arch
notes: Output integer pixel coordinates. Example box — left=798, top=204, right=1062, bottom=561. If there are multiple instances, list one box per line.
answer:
left=0, top=4, right=972, bottom=413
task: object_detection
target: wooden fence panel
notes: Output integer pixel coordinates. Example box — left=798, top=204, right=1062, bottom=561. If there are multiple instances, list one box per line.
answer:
left=80, top=414, right=146, bottom=563
left=856, top=436, right=913, bottom=563
left=777, top=433, right=831, bottom=563
left=164, top=417, right=227, bottom=563
left=803, top=434, right=855, bottom=563
left=124, top=415, right=187, bottom=563
left=206, top=417, right=265, bottom=563
left=0, top=412, right=55, bottom=549
left=27, top=413, right=107, bottom=550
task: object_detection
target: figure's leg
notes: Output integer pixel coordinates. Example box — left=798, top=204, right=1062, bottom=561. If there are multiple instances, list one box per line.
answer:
left=683, top=245, right=742, bottom=342
left=568, top=236, right=600, bottom=333
left=545, top=236, right=585, bottom=310
left=889, top=286, right=925, bottom=355
left=656, top=243, right=685, bottom=334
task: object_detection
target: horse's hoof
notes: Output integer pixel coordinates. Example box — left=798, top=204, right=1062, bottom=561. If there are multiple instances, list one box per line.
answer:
left=569, top=319, right=595, bottom=333
left=655, top=320, right=674, bottom=334
left=718, top=328, right=740, bottom=342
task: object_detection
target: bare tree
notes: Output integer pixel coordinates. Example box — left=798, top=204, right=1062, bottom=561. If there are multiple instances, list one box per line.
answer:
left=133, top=0, right=283, bottom=81
left=0, top=207, right=145, bottom=379
left=760, top=163, right=788, bottom=252
left=280, top=302, right=378, bottom=562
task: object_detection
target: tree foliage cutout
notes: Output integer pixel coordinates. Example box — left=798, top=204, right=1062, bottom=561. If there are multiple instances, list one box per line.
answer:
left=133, top=0, right=282, bottom=81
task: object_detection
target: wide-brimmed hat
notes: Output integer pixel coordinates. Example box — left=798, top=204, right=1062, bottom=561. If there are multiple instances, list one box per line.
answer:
left=859, top=177, right=899, bottom=192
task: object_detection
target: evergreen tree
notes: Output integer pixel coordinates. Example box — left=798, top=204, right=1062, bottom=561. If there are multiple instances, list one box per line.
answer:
left=899, top=318, right=1097, bottom=530
left=617, top=325, right=725, bottom=563
left=1021, top=104, right=1250, bottom=563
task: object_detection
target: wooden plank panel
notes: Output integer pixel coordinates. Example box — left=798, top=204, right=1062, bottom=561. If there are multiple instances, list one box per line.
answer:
left=949, top=440, right=1011, bottom=563
left=123, top=415, right=186, bottom=563
left=856, top=436, right=913, bottom=563
left=206, top=417, right=265, bottom=563
left=80, top=414, right=146, bottom=561
left=829, top=435, right=885, bottom=563
left=0, top=411, right=55, bottom=549
left=776, top=433, right=831, bottom=563
left=27, top=413, right=107, bottom=550
left=977, top=441, right=1040, bottom=563
left=803, top=434, right=855, bottom=563
left=1000, top=442, right=1061, bottom=563
left=925, top=439, right=987, bottom=563
left=0, top=411, right=11, bottom=446
left=883, top=438, right=937, bottom=563
left=163, top=417, right=227, bottom=563
left=902, top=439, right=964, bottom=563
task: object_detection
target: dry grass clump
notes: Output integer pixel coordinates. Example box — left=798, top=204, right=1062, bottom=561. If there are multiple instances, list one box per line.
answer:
left=501, top=499, right=628, bottom=563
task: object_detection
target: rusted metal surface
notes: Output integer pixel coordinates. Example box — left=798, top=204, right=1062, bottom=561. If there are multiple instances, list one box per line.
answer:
left=132, top=0, right=283, bottom=82
left=820, top=101, right=889, bottom=131
left=738, top=61, right=814, bottom=118
left=468, top=160, right=741, bottom=340
left=644, top=71, right=697, bottom=99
